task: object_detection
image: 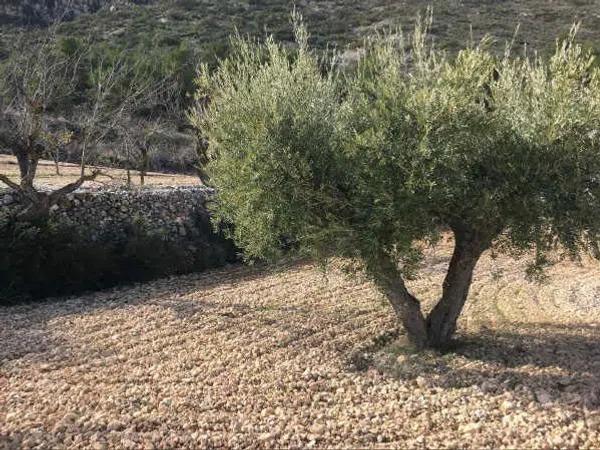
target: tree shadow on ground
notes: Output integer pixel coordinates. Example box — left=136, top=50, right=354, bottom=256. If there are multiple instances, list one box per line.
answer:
left=349, top=322, right=600, bottom=411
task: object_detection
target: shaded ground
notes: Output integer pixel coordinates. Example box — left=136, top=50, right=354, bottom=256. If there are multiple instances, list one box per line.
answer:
left=1, top=238, right=599, bottom=448
left=0, top=155, right=199, bottom=189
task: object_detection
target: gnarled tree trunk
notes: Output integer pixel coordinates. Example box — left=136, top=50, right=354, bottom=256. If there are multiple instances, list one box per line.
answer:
left=370, top=227, right=490, bottom=350
left=1, top=166, right=101, bottom=223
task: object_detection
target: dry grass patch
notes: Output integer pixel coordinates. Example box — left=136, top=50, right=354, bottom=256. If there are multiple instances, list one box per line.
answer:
left=1, top=243, right=600, bottom=448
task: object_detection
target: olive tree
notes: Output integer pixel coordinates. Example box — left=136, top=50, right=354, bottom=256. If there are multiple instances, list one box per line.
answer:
left=191, top=17, right=600, bottom=350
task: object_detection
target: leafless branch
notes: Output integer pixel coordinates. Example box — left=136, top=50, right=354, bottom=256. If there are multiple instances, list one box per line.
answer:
left=0, top=173, right=21, bottom=191
left=48, top=169, right=104, bottom=202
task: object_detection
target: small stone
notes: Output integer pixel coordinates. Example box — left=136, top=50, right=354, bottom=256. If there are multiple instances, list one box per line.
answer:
left=535, top=389, right=553, bottom=405
left=121, top=438, right=136, bottom=449
left=415, top=376, right=428, bottom=388
left=2, top=194, right=14, bottom=205
left=259, top=432, right=274, bottom=441
left=562, top=392, right=582, bottom=404
left=310, top=423, right=326, bottom=434
left=480, top=381, right=497, bottom=393
left=587, top=413, right=600, bottom=428
left=500, top=400, right=515, bottom=412
left=107, top=420, right=125, bottom=432
left=459, top=422, right=482, bottom=433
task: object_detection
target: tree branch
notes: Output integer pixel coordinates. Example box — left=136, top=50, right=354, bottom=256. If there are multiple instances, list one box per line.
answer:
left=0, top=173, right=21, bottom=191
left=48, top=169, right=103, bottom=203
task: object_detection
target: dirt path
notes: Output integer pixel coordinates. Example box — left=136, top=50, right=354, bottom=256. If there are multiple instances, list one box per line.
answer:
left=1, top=243, right=599, bottom=448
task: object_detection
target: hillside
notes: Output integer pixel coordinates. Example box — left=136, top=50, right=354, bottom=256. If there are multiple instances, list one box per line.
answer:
left=2, top=0, right=600, bottom=177
left=2, top=238, right=599, bottom=447
left=3, top=1, right=600, bottom=65
left=0, top=0, right=154, bottom=26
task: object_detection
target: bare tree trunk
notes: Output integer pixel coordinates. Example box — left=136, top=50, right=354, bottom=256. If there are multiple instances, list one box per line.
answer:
left=140, top=146, right=148, bottom=186
left=26, top=156, right=39, bottom=186
left=15, top=150, right=30, bottom=180
left=80, top=142, right=87, bottom=177
left=426, top=228, right=488, bottom=349
left=125, top=140, right=132, bottom=187
left=369, top=254, right=429, bottom=349
left=54, top=146, right=61, bottom=175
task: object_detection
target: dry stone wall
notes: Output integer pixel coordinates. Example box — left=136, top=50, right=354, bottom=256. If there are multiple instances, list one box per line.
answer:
left=0, top=185, right=220, bottom=244
left=1, top=185, right=239, bottom=301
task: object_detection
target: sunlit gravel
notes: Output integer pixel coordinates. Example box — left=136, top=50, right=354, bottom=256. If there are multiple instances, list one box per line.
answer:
left=1, top=238, right=599, bottom=448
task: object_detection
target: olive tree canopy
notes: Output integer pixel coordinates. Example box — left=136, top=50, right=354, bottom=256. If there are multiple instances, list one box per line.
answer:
left=191, top=16, right=600, bottom=349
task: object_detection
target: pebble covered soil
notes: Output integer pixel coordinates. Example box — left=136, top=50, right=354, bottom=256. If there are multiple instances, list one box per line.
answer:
left=1, top=237, right=600, bottom=449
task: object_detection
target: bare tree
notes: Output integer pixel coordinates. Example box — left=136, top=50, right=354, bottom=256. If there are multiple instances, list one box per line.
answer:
left=0, top=29, right=93, bottom=221
left=118, top=75, right=182, bottom=186
left=75, top=51, right=151, bottom=176
left=0, top=30, right=152, bottom=222
left=129, top=120, right=160, bottom=186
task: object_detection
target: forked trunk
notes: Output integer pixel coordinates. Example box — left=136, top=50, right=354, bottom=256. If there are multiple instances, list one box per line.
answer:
left=371, top=228, right=489, bottom=350
left=426, top=229, right=487, bottom=348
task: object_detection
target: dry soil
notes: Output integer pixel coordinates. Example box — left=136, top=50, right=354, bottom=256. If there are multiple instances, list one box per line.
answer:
left=1, top=238, right=600, bottom=448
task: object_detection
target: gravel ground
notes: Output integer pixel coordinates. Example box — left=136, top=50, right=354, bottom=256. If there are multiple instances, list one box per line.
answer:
left=1, top=238, right=600, bottom=449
